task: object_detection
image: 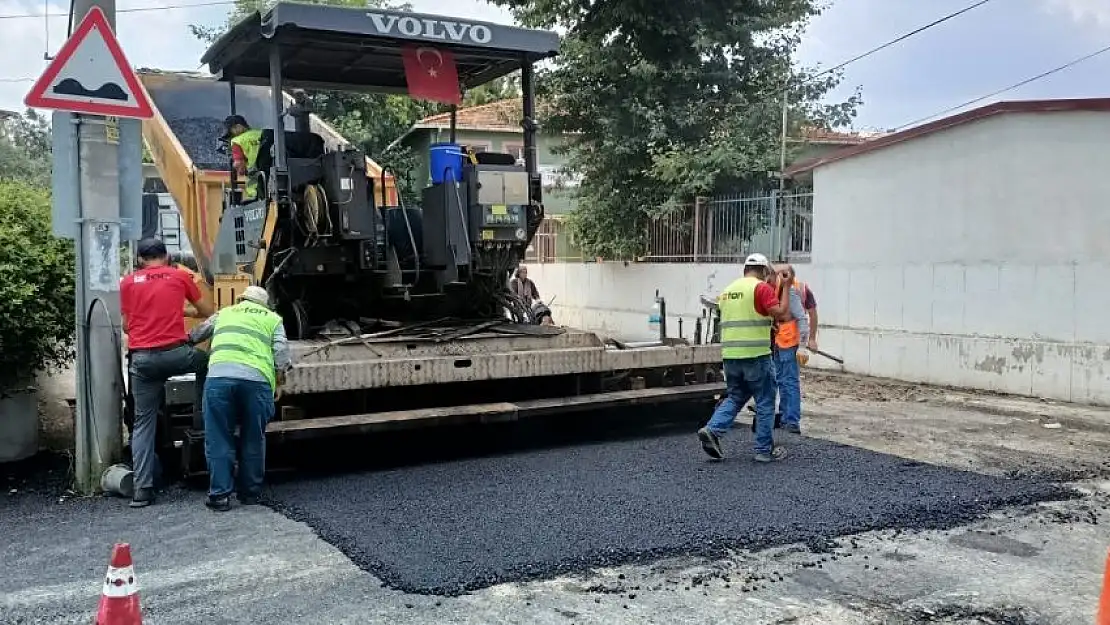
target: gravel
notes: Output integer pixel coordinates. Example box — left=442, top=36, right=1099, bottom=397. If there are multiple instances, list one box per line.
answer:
left=262, top=430, right=1076, bottom=596
left=165, top=116, right=230, bottom=171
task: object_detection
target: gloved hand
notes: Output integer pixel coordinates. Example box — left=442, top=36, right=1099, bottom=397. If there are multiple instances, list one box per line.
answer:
left=796, top=347, right=811, bottom=367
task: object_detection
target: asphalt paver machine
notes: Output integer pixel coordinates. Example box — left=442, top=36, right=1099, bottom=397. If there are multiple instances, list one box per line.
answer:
left=147, top=3, right=723, bottom=475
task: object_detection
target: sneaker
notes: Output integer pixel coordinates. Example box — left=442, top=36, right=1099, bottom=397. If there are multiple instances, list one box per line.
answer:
left=785, top=424, right=802, bottom=435
left=205, top=496, right=232, bottom=512
left=237, top=494, right=261, bottom=506
left=697, top=427, right=723, bottom=460
left=129, top=488, right=155, bottom=509
left=754, top=447, right=787, bottom=463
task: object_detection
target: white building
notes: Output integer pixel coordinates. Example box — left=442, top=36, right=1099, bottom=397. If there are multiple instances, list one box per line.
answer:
left=529, top=97, right=1110, bottom=405
left=782, top=97, right=1110, bottom=404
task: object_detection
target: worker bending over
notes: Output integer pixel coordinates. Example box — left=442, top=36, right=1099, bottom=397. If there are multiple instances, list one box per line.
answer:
left=698, top=253, right=791, bottom=462
left=221, top=114, right=263, bottom=202
left=188, top=286, right=291, bottom=511
left=121, top=238, right=214, bottom=508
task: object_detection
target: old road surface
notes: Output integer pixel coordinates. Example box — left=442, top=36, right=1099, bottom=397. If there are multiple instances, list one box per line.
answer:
left=3, top=370, right=1110, bottom=624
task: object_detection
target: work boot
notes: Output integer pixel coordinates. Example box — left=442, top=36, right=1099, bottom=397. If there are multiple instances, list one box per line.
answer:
left=754, top=447, right=787, bottom=463
left=697, top=427, right=723, bottom=460
left=129, top=488, right=155, bottom=509
left=237, top=494, right=261, bottom=506
left=205, top=495, right=232, bottom=512
left=785, top=424, right=802, bottom=435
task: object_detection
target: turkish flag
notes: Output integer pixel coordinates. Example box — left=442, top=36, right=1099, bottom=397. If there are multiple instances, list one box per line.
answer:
left=401, top=45, right=461, bottom=105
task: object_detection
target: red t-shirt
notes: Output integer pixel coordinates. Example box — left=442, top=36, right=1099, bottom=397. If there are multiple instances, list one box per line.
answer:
left=753, top=281, right=779, bottom=317
left=120, top=266, right=201, bottom=350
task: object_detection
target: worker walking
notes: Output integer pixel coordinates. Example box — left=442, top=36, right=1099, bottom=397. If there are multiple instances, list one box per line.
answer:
left=698, top=253, right=791, bottom=462
left=221, top=115, right=263, bottom=202
left=121, top=238, right=214, bottom=508
left=187, top=286, right=291, bottom=511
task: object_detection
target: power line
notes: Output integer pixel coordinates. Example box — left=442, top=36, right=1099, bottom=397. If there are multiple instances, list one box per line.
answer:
left=0, top=78, right=35, bottom=83
left=806, top=0, right=997, bottom=83
left=0, top=0, right=234, bottom=21
left=895, top=42, right=1110, bottom=130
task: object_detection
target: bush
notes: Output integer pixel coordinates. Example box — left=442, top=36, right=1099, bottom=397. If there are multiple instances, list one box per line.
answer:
left=0, top=181, right=75, bottom=394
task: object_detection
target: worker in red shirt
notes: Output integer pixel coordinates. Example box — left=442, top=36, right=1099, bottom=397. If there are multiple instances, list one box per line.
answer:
left=120, top=238, right=214, bottom=508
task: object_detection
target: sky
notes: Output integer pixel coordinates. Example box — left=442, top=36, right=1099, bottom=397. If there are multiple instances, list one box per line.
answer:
left=0, top=0, right=1107, bottom=131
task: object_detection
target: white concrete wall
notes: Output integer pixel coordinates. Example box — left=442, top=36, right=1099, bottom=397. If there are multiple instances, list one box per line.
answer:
left=812, top=111, right=1110, bottom=265
left=530, top=260, right=1110, bottom=405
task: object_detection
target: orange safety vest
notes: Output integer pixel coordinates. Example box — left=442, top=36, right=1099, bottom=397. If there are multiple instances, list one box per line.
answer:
left=774, top=279, right=808, bottom=349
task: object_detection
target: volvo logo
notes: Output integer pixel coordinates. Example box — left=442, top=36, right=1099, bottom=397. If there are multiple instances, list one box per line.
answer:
left=366, top=13, right=493, bottom=44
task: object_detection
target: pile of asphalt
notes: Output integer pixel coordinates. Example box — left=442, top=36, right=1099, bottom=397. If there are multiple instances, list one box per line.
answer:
left=165, top=117, right=229, bottom=171
left=263, top=429, right=1075, bottom=596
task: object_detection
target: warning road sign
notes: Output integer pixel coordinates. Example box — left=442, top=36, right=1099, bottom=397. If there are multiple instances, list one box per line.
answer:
left=24, top=7, right=153, bottom=119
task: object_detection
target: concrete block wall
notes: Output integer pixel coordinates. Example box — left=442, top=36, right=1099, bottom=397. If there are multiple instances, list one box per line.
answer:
left=528, top=261, right=1110, bottom=405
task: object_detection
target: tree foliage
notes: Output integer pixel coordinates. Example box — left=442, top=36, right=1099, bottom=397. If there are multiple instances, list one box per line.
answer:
left=0, top=110, right=52, bottom=188
left=492, top=0, right=861, bottom=258
left=0, top=181, right=75, bottom=392
left=190, top=0, right=522, bottom=202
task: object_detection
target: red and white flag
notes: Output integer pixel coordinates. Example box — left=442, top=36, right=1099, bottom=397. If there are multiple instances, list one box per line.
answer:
left=401, top=45, right=461, bottom=105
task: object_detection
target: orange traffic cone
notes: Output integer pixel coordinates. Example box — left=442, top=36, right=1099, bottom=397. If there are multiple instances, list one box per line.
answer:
left=95, top=543, right=142, bottom=625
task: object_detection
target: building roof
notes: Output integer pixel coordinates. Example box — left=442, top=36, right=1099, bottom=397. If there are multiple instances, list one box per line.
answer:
left=408, top=100, right=887, bottom=143
left=793, top=127, right=888, bottom=146
left=415, top=99, right=525, bottom=133
left=784, top=97, right=1110, bottom=177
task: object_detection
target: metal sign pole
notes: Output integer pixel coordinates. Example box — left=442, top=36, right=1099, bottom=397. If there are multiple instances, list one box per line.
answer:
left=70, top=0, right=123, bottom=494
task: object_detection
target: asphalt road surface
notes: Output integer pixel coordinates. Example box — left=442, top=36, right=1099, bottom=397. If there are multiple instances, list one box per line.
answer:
left=4, top=379, right=1110, bottom=624
left=265, top=428, right=1070, bottom=595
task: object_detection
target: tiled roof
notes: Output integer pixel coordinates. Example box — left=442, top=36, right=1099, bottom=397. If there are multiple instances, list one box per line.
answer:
left=415, top=100, right=890, bottom=147
left=416, top=99, right=522, bottom=132
left=796, top=127, right=889, bottom=145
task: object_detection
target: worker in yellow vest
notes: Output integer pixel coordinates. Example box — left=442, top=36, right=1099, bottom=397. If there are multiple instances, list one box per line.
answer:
left=698, top=253, right=792, bottom=462
left=221, top=114, right=263, bottom=202
left=187, top=285, right=291, bottom=511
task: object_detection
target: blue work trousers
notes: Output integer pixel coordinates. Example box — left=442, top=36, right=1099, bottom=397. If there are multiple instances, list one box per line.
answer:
left=203, top=377, right=274, bottom=499
left=774, top=346, right=802, bottom=427
left=706, top=355, right=776, bottom=454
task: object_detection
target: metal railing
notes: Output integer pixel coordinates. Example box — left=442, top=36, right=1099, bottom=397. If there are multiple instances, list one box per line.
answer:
left=644, top=190, right=812, bottom=262
left=523, top=189, right=813, bottom=264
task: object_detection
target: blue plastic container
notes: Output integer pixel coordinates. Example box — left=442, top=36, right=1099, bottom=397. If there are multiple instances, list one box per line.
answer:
left=429, top=142, right=464, bottom=184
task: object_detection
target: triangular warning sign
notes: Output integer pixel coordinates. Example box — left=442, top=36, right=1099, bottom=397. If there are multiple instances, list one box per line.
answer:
left=25, top=7, right=152, bottom=119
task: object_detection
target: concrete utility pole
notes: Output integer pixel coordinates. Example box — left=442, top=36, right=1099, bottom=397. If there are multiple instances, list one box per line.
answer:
left=70, top=0, right=124, bottom=494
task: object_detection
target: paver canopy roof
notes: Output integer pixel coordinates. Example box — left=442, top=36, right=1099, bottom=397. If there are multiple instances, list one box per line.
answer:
left=201, top=2, right=560, bottom=94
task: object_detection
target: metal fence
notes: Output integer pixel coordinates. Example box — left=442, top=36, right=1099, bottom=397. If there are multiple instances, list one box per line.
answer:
left=524, top=189, right=813, bottom=264
left=644, top=190, right=812, bottom=263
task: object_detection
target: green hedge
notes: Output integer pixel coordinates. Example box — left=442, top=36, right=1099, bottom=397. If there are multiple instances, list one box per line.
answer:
left=0, top=182, right=75, bottom=393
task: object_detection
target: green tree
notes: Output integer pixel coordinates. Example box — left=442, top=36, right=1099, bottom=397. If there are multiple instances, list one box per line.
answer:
left=0, top=110, right=52, bottom=188
left=0, top=181, right=75, bottom=391
left=491, top=0, right=861, bottom=258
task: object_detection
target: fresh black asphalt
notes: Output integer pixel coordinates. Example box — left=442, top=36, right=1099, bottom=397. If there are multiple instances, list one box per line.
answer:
left=263, top=428, right=1074, bottom=596
left=166, top=117, right=231, bottom=171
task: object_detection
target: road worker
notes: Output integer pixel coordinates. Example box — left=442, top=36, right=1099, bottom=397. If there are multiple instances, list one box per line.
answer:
left=187, top=285, right=291, bottom=511
left=697, top=253, right=791, bottom=463
left=510, top=265, right=541, bottom=309
left=221, top=114, right=263, bottom=201
left=120, top=237, right=213, bottom=508
left=771, top=264, right=811, bottom=434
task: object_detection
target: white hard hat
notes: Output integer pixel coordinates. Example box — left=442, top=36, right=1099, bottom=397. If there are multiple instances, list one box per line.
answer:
left=744, top=253, right=771, bottom=268
left=240, top=285, right=270, bottom=307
